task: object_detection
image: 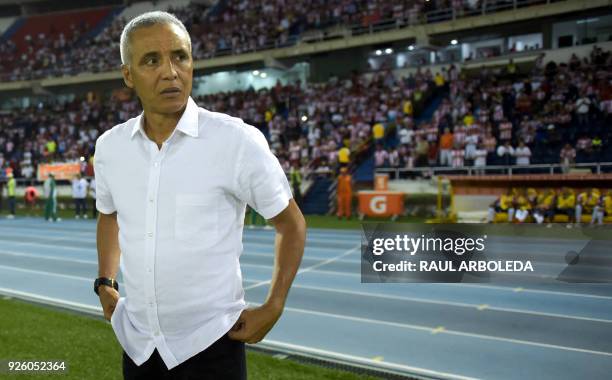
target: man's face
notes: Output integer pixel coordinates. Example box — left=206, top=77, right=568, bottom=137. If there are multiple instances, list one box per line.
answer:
left=122, top=23, right=193, bottom=115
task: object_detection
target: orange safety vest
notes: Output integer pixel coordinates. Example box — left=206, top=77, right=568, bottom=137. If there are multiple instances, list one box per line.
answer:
left=337, top=174, right=352, bottom=195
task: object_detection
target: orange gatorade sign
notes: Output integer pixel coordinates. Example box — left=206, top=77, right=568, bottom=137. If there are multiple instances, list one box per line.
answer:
left=374, top=174, right=389, bottom=191
left=37, top=163, right=81, bottom=181
left=358, top=191, right=404, bottom=217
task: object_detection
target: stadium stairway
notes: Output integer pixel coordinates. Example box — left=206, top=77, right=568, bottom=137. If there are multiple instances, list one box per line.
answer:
left=79, top=6, right=125, bottom=44
left=7, top=7, right=115, bottom=54
left=301, top=176, right=333, bottom=214
left=353, top=89, right=447, bottom=182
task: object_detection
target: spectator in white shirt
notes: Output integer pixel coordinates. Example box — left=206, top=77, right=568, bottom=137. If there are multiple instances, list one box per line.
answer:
left=473, top=143, right=487, bottom=174
left=513, top=141, right=532, bottom=166
left=95, top=12, right=305, bottom=379
left=496, top=141, right=515, bottom=166
left=575, top=95, right=591, bottom=126
left=71, top=173, right=88, bottom=219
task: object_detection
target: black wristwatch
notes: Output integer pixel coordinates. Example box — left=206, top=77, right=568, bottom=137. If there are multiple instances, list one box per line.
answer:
left=94, top=277, right=119, bottom=295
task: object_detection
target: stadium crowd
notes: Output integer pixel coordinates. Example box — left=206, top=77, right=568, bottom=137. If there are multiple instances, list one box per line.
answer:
left=373, top=46, right=612, bottom=171
left=1, top=46, right=611, bottom=183
left=1, top=0, right=549, bottom=81
left=0, top=68, right=435, bottom=180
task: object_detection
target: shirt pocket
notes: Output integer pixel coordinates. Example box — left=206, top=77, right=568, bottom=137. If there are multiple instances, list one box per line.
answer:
left=175, top=193, right=219, bottom=249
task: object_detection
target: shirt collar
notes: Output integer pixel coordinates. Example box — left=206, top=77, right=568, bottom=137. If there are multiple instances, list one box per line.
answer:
left=131, top=96, right=199, bottom=139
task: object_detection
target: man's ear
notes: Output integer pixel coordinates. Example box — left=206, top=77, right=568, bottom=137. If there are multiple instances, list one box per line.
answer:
left=121, top=64, right=134, bottom=89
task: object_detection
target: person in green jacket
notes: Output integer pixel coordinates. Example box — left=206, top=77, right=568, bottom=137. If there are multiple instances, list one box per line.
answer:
left=7, top=172, right=15, bottom=219
left=289, top=164, right=302, bottom=207
left=43, top=173, right=59, bottom=222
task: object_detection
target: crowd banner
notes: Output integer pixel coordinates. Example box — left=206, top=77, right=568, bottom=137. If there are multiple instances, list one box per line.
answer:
left=37, top=163, right=81, bottom=181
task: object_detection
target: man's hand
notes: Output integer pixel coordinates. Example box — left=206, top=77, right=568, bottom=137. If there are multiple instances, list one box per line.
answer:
left=228, top=301, right=283, bottom=344
left=98, top=285, right=120, bottom=321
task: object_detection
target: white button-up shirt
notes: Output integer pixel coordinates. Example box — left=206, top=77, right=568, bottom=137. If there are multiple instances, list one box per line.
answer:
left=72, top=178, right=88, bottom=199
left=94, top=97, right=292, bottom=369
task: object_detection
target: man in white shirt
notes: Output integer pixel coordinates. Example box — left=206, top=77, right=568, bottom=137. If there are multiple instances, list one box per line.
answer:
left=95, top=12, right=306, bottom=379
left=71, top=173, right=88, bottom=219
left=513, top=141, right=532, bottom=166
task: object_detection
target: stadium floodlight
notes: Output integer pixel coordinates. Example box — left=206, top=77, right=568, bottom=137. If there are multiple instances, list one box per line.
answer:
left=375, top=49, right=382, bottom=56
left=301, top=115, right=308, bottom=122
left=260, top=72, right=267, bottom=78
left=451, top=39, right=458, bottom=45
left=385, top=48, right=393, bottom=54
left=408, top=45, right=415, bottom=51
left=252, top=70, right=260, bottom=76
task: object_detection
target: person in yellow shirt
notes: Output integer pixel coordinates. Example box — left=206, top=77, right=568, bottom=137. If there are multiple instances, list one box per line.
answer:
left=372, top=123, right=385, bottom=143
left=514, top=189, right=532, bottom=223
left=533, top=188, right=555, bottom=224
left=576, top=188, right=600, bottom=225
left=593, top=189, right=612, bottom=225
left=338, top=145, right=350, bottom=165
left=463, top=112, right=474, bottom=127
left=434, top=72, right=445, bottom=87
left=403, top=100, right=413, bottom=116
left=486, top=188, right=515, bottom=222
left=554, top=187, right=576, bottom=225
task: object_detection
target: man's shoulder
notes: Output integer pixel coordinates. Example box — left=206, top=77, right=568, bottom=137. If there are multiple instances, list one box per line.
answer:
left=199, top=109, right=265, bottom=144
left=96, top=116, right=139, bottom=149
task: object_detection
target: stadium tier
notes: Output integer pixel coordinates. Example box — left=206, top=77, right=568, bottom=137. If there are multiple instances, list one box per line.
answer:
left=0, top=0, right=575, bottom=81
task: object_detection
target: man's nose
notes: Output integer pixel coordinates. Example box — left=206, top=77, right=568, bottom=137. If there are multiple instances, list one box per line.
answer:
left=161, top=57, right=178, bottom=80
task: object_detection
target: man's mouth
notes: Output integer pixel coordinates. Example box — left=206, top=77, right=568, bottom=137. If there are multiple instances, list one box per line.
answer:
left=160, top=87, right=181, bottom=94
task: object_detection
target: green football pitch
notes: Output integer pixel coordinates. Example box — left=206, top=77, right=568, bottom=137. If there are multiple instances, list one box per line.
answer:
left=0, top=297, right=379, bottom=379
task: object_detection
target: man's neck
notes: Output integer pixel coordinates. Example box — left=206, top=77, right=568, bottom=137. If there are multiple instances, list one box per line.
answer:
left=142, top=108, right=185, bottom=149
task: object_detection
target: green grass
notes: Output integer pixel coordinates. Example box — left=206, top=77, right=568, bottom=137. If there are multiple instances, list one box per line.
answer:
left=0, top=298, right=379, bottom=379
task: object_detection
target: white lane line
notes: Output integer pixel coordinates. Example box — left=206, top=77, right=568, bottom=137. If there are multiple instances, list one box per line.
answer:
left=0, top=287, right=102, bottom=314
left=248, top=300, right=612, bottom=357
left=244, top=246, right=360, bottom=290
left=439, top=283, right=612, bottom=300
left=0, top=249, right=97, bottom=265
left=5, top=250, right=606, bottom=323
left=0, top=264, right=94, bottom=282
left=284, top=284, right=612, bottom=323
left=259, top=340, right=480, bottom=380
left=244, top=250, right=361, bottom=264
left=0, top=229, right=360, bottom=246
left=2, top=274, right=611, bottom=358
left=4, top=243, right=610, bottom=301
left=0, top=249, right=358, bottom=278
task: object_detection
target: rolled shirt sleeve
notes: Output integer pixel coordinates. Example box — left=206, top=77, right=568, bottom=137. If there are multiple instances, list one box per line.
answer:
left=234, top=125, right=292, bottom=219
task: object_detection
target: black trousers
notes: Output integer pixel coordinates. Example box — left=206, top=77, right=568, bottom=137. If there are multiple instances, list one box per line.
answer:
left=74, top=198, right=86, bottom=216
left=122, top=334, right=246, bottom=380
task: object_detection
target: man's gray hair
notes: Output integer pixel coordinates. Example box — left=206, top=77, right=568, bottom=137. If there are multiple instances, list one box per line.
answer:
left=119, top=11, right=191, bottom=65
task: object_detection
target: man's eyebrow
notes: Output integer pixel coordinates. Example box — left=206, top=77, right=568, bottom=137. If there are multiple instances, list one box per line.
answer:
left=171, top=49, right=189, bottom=55
left=139, top=51, right=160, bottom=62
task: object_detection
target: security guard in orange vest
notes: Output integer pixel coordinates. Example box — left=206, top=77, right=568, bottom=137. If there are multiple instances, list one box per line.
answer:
left=336, top=166, right=353, bottom=219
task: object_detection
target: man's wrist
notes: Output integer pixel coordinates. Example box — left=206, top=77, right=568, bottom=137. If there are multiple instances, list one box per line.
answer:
left=264, top=297, right=285, bottom=314
left=94, top=277, right=119, bottom=295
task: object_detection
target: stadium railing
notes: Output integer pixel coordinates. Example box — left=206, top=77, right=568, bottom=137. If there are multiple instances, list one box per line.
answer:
left=375, top=162, right=612, bottom=179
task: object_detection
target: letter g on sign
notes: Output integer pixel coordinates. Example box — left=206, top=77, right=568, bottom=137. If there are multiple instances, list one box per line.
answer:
left=370, top=195, right=387, bottom=214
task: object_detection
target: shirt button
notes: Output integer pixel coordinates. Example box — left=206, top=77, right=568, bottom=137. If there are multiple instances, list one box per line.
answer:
left=147, top=232, right=153, bottom=237
left=147, top=268, right=152, bottom=273
left=148, top=302, right=153, bottom=307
